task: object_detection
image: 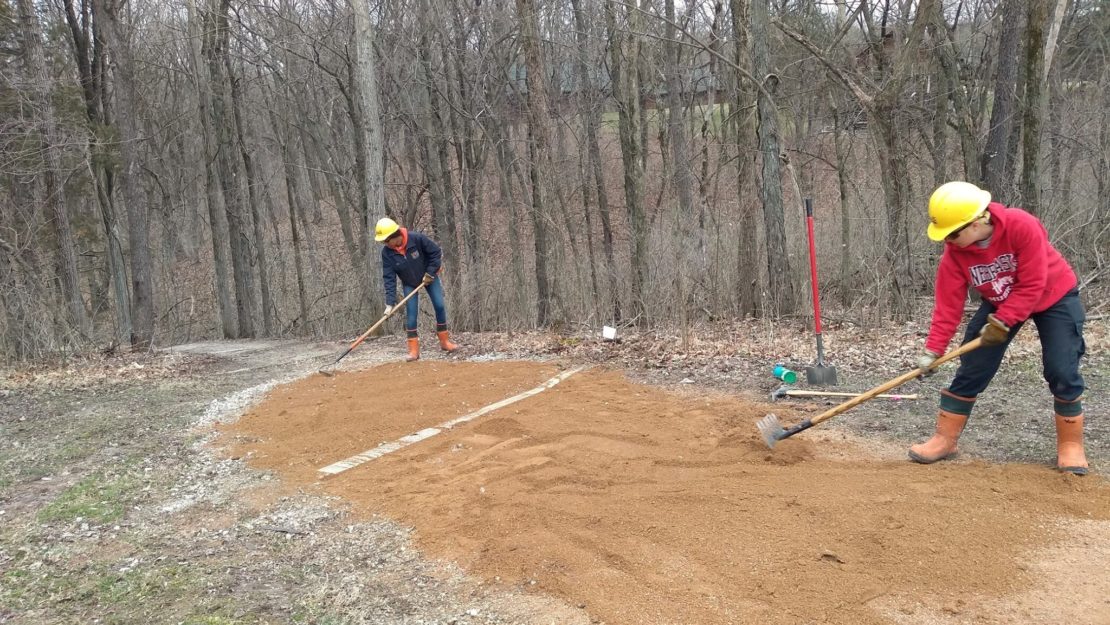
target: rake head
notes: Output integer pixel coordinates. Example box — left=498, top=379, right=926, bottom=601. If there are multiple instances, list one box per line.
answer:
left=756, top=413, right=786, bottom=449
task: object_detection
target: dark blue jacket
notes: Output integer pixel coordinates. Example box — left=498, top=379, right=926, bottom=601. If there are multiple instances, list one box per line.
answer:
left=381, top=229, right=442, bottom=305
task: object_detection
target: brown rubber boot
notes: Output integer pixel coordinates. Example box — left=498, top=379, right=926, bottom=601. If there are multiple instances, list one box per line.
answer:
left=437, top=330, right=458, bottom=353
left=405, top=337, right=420, bottom=362
left=908, top=410, right=968, bottom=464
left=1055, top=414, right=1089, bottom=476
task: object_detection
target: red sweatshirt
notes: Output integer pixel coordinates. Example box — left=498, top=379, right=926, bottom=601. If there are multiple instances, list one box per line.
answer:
left=925, top=203, right=1077, bottom=354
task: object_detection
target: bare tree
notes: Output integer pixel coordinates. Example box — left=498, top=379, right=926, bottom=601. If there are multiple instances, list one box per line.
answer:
left=572, top=0, right=620, bottom=323
left=606, top=0, right=649, bottom=324
left=981, top=0, right=1025, bottom=197
left=228, top=56, right=276, bottom=335
left=16, top=0, right=90, bottom=338
left=1020, top=0, right=1052, bottom=214
left=776, top=0, right=935, bottom=317
left=95, top=0, right=155, bottom=347
left=351, top=0, right=386, bottom=318
left=211, top=0, right=260, bottom=337
left=59, top=0, right=134, bottom=345
left=751, top=0, right=794, bottom=315
left=730, top=0, right=759, bottom=317
left=515, top=0, right=555, bottom=326
left=187, top=0, right=237, bottom=338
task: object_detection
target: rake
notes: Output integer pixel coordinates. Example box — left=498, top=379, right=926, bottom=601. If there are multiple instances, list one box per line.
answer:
left=319, top=282, right=427, bottom=377
left=756, top=337, right=984, bottom=449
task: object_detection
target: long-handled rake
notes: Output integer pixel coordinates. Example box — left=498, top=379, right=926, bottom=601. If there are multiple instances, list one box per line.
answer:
left=319, top=283, right=427, bottom=376
left=756, top=337, right=984, bottom=448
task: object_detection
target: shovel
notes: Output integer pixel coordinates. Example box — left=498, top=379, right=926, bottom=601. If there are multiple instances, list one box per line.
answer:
left=756, top=337, right=984, bottom=448
left=319, top=282, right=427, bottom=376
left=803, top=198, right=837, bottom=386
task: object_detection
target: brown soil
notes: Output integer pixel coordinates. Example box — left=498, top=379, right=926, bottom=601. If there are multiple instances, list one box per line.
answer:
left=222, top=361, right=1110, bottom=625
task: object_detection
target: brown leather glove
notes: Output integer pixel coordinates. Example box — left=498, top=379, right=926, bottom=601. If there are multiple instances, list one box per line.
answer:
left=980, top=313, right=1010, bottom=346
left=422, top=272, right=436, bottom=285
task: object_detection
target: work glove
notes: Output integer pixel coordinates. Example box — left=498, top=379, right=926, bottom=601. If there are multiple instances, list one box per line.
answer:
left=980, top=313, right=1010, bottom=346
left=383, top=305, right=394, bottom=317
left=422, top=272, right=436, bottom=285
left=916, top=351, right=940, bottom=378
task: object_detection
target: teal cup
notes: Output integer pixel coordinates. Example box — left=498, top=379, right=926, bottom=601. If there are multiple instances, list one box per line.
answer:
left=773, top=365, right=798, bottom=384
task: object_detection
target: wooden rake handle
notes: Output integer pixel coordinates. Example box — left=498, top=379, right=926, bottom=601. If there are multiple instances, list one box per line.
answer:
left=784, top=390, right=918, bottom=400
left=806, top=337, right=984, bottom=428
left=326, top=282, right=428, bottom=367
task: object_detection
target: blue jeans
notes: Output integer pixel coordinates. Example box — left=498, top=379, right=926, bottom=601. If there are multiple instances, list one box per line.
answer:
left=402, top=280, right=448, bottom=338
left=948, top=289, right=1086, bottom=405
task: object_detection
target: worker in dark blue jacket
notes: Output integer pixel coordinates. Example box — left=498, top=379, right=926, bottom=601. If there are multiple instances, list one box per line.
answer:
left=375, top=217, right=459, bottom=361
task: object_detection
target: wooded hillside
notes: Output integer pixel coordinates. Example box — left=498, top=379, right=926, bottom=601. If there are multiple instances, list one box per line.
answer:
left=1, top=0, right=1106, bottom=359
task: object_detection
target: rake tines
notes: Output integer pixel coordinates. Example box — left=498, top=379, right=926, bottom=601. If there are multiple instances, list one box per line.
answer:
left=756, top=413, right=786, bottom=449
left=756, top=413, right=819, bottom=449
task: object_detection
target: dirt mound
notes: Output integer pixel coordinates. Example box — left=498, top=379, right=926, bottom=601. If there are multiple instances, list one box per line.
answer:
left=220, top=361, right=1110, bottom=625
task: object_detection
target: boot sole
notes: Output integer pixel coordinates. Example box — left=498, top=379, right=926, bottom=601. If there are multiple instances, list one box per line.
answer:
left=1058, top=465, right=1089, bottom=476
left=907, top=449, right=958, bottom=464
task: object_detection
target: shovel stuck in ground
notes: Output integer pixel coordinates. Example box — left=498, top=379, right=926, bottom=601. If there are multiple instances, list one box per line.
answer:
left=319, top=283, right=427, bottom=376
left=803, top=198, right=838, bottom=386
left=756, top=337, right=984, bottom=449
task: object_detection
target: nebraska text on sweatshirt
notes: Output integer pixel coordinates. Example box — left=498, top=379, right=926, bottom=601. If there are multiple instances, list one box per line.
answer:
left=925, top=203, right=1078, bottom=354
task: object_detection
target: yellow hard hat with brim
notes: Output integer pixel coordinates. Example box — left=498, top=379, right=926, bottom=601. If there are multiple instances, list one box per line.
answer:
left=374, top=217, right=400, bottom=242
left=926, top=181, right=991, bottom=241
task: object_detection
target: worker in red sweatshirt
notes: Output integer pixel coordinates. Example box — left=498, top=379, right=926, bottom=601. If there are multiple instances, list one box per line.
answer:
left=910, top=181, right=1088, bottom=475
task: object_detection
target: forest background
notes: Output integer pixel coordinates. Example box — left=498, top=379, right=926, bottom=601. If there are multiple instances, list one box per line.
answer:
left=1, top=0, right=1107, bottom=360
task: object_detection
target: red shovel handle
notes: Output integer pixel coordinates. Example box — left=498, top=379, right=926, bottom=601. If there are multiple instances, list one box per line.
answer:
left=805, top=198, right=822, bottom=335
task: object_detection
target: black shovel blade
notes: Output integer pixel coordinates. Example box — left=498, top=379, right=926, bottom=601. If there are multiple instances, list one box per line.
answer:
left=806, top=365, right=838, bottom=386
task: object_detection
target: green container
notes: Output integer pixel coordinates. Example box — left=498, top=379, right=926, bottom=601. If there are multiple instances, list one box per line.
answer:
left=773, top=365, right=798, bottom=384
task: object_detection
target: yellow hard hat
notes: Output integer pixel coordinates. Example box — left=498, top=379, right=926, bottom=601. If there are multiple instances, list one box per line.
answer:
left=926, top=181, right=991, bottom=241
left=374, top=217, right=400, bottom=242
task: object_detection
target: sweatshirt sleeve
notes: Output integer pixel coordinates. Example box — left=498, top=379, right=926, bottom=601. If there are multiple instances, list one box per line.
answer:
left=382, top=249, right=398, bottom=306
left=421, top=234, right=442, bottom=276
left=992, top=216, right=1049, bottom=327
left=925, top=252, right=969, bottom=354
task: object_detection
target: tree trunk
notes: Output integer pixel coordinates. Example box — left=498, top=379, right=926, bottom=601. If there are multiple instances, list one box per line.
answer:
left=444, top=13, right=486, bottom=330
left=731, top=0, right=759, bottom=317
left=204, top=0, right=256, bottom=338
left=352, top=0, right=385, bottom=283
left=829, top=96, right=853, bottom=307
left=1021, top=0, right=1051, bottom=215
left=980, top=0, right=1025, bottom=194
left=61, top=0, right=133, bottom=342
left=571, top=0, right=603, bottom=321
left=90, top=160, right=133, bottom=344
left=606, top=0, right=649, bottom=324
left=227, top=56, right=275, bottom=336
left=873, top=109, right=916, bottom=315
left=926, top=3, right=978, bottom=180
left=490, top=124, right=530, bottom=323
left=17, top=0, right=90, bottom=339
left=270, top=107, right=312, bottom=335
left=188, top=0, right=236, bottom=338
left=665, top=0, right=697, bottom=325
left=698, top=0, right=723, bottom=300
left=1098, top=75, right=1110, bottom=257
left=95, top=0, right=155, bottom=348
left=516, top=0, right=555, bottom=327
left=752, top=0, right=795, bottom=315
left=415, top=27, right=459, bottom=270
